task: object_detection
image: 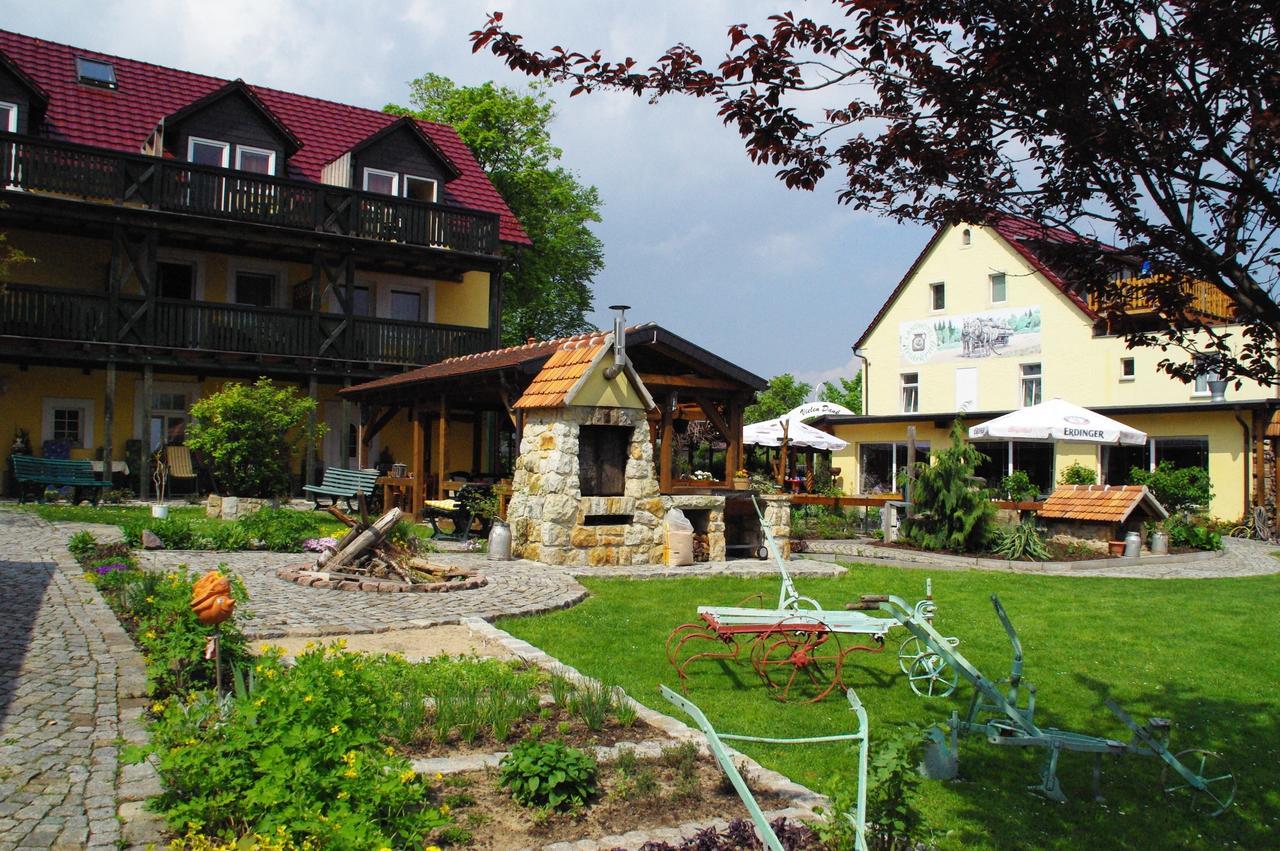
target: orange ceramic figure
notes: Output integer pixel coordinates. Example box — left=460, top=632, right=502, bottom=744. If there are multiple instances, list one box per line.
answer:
left=191, top=570, right=235, bottom=626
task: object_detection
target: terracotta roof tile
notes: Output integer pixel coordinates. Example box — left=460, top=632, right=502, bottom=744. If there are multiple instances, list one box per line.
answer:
left=0, top=29, right=529, bottom=245
left=1038, top=485, right=1167, bottom=523
left=513, top=342, right=609, bottom=409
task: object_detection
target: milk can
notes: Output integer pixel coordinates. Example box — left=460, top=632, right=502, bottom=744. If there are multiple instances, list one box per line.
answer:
left=487, top=519, right=512, bottom=561
left=1149, top=530, right=1169, bottom=555
left=1123, top=530, right=1142, bottom=558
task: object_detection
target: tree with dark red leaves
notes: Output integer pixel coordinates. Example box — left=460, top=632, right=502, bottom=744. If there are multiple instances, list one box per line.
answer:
left=472, top=3, right=1280, bottom=385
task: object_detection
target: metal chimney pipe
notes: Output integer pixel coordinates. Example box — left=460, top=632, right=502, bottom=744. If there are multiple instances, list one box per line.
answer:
left=604, top=304, right=630, bottom=379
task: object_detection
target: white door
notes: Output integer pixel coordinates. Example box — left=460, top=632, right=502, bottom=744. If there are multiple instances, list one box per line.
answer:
left=955, top=368, right=978, bottom=412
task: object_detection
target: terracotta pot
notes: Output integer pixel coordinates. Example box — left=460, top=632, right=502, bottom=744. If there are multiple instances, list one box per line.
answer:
left=1107, top=540, right=1126, bottom=557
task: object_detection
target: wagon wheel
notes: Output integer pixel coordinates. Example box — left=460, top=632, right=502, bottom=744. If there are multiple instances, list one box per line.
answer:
left=665, top=623, right=742, bottom=683
left=750, top=621, right=843, bottom=703
left=897, top=635, right=930, bottom=674
left=907, top=652, right=958, bottom=698
left=1160, top=749, right=1236, bottom=817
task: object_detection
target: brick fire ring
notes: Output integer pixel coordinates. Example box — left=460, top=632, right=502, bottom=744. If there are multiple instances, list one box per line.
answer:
left=277, top=563, right=488, bottom=593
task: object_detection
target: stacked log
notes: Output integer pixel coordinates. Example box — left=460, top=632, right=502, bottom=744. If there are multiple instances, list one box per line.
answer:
left=313, top=506, right=475, bottom=585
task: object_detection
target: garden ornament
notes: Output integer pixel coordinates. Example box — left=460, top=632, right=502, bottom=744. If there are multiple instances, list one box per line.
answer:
left=191, top=570, right=235, bottom=626
left=661, top=684, right=869, bottom=851
left=879, top=594, right=1236, bottom=815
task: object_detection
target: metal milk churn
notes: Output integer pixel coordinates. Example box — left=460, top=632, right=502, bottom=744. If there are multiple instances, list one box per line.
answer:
left=1123, top=530, right=1142, bottom=558
left=487, top=519, right=512, bottom=561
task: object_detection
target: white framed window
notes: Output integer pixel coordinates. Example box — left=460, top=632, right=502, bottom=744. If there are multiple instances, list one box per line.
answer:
left=961, top=228, right=972, bottom=246
left=1021, top=363, right=1042, bottom=407
left=930, top=282, right=945, bottom=311
left=235, top=145, right=275, bottom=175
left=1120, top=357, right=1135, bottom=381
left=901, top=372, right=919, bottom=413
left=858, top=442, right=931, bottom=494
left=403, top=174, right=438, bottom=202
left=188, top=137, right=230, bottom=167
left=0, top=101, right=16, bottom=133
left=42, top=397, right=95, bottom=450
left=156, top=249, right=205, bottom=301
left=133, top=380, right=198, bottom=452
left=363, top=167, right=399, bottom=195
left=990, top=273, right=1006, bottom=303
left=1192, top=356, right=1220, bottom=395
left=233, top=269, right=278, bottom=308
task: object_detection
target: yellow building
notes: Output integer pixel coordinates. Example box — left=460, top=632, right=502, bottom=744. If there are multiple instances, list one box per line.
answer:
left=0, top=31, right=525, bottom=497
left=819, top=219, right=1278, bottom=521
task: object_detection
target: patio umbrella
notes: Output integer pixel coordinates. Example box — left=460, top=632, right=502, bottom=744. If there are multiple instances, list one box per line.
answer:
left=968, top=398, right=1147, bottom=445
left=743, top=416, right=848, bottom=450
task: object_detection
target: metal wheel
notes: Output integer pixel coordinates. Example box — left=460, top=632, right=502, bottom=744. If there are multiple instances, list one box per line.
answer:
left=907, top=651, right=958, bottom=698
left=898, top=635, right=929, bottom=674
left=1228, top=524, right=1253, bottom=540
left=1160, top=749, right=1236, bottom=817
left=750, top=621, right=842, bottom=703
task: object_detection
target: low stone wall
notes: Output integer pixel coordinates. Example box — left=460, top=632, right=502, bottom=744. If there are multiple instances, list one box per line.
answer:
left=205, top=494, right=278, bottom=520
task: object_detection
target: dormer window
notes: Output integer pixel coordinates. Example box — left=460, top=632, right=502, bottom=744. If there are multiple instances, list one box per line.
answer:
left=362, top=168, right=439, bottom=203
left=363, top=167, right=398, bottom=195
left=188, top=137, right=229, bottom=168
left=404, top=174, right=438, bottom=202
left=75, top=57, right=117, bottom=90
left=0, top=101, right=15, bottom=133
left=235, top=145, right=275, bottom=175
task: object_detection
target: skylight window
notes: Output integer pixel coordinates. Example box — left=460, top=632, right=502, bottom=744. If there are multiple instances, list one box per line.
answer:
left=75, top=57, right=117, bottom=90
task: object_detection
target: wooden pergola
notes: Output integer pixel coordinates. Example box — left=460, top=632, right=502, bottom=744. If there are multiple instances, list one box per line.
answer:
left=340, top=324, right=767, bottom=517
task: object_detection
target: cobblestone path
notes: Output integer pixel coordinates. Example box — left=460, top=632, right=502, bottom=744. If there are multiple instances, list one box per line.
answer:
left=0, top=511, right=149, bottom=850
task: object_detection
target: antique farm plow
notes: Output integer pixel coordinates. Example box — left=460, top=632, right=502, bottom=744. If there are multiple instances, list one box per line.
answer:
left=879, top=594, right=1237, bottom=815
left=666, top=497, right=955, bottom=702
left=661, top=684, right=870, bottom=851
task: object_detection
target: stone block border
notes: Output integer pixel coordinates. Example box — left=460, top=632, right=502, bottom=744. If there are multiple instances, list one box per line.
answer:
left=276, top=563, right=488, bottom=593
left=459, top=616, right=831, bottom=850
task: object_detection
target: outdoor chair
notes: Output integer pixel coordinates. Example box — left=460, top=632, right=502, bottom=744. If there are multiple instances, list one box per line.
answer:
left=165, top=445, right=199, bottom=496
left=421, top=482, right=493, bottom=543
left=303, top=467, right=380, bottom=511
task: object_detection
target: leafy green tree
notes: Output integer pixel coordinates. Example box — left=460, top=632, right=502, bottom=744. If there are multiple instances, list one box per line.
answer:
left=818, top=373, right=862, bottom=414
left=386, top=75, right=603, bottom=345
left=744, top=374, right=812, bottom=423
left=1130, top=461, right=1213, bottom=515
left=900, top=420, right=994, bottom=552
left=185, top=379, right=325, bottom=498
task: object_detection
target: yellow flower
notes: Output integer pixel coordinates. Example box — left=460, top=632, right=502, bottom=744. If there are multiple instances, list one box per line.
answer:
left=259, top=643, right=272, bottom=652
left=434, top=772, right=443, bottom=781
left=343, top=767, right=358, bottom=778
left=440, top=803, right=450, bottom=815
left=332, top=668, right=344, bottom=678
left=342, top=751, right=357, bottom=766
left=264, top=668, right=277, bottom=679
left=303, top=694, right=312, bottom=703
left=336, top=790, right=349, bottom=800
left=254, top=698, right=265, bottom=707
left=384, top=746, right=395, bottom=756
left=255, top=664, right=263, bottom=674
left=399, top=769, right=415, bottom=783
left=330, top=725, right=341, bottom=734
left=144, top=630, right=157, bottom=640
left=150, top=701, right=165, bottom=713
left=305, top=641, right=316, bottom=650
left=427, top=846, right=442, bottom=851
left=145, top=596, right=155, bottom=604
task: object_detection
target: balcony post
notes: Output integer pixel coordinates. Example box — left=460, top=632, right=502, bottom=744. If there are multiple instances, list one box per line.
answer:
left=140, top=365, right=153, bottom=502
left=303, top=375, right=318, bottom=489
left=488, top=262, right=504, bottom=349
left=101, top=362, right=116, bottom=486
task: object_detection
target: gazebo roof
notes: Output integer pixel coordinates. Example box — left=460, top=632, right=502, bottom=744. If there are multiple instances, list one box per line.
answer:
left=1038, top=485, right=1168, bottom=523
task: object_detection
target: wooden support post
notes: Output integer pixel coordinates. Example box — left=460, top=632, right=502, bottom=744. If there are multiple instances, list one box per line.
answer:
left=905, top=426, right=917, bottom=510
left=435, top=396, right=448, bottom=500
left=659, top=394, right=674, bottom=494
left=140, top=365, right=153, bottom=501
left=101, top=362, right=116, bottom=486
left=304, top=375, right=318, bottom=487
left=338, top=378, right=351, bottom=467
left=411, top=407, right=425, bottom=518
left=356, top=404, right=368, bottom=469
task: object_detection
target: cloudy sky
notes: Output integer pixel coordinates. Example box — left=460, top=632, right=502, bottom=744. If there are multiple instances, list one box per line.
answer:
left=7, top=1, right=933, bottom=390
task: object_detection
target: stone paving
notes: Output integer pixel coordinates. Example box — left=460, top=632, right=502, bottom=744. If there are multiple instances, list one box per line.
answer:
left=0, top=510, right=151, bottom=851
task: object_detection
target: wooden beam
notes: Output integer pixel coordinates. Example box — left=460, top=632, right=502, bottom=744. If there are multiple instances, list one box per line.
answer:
left=304, top=375, right=318, bottom=486
left=362, top=405, right=399, bottom=446
left=339, top=378, right=351, bottom=467
left=693, top=395, right=731, bottom=442
left=101, top=362, right=115, bottom=486
left=411, top=406, right=425, bottom=518
left=435, top=395, right=448, bottom=500
left=638, top=373, right=740, bottom=391
left=659, top=393, right=673, bottom=494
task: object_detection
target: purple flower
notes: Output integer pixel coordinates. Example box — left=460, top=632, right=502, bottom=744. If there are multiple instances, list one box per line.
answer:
left=95, top=562, right=130, bottom=574
left=302, top=537, right=339, bottom=553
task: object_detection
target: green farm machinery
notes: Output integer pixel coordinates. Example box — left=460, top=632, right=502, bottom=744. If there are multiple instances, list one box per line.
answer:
left=879, top=594, right=1237, bottom=816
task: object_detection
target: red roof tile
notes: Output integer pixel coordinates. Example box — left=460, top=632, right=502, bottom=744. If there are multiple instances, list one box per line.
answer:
left=1038, top=485, right=1168, bottom=523
left=0, top=29, right=529, bottom=245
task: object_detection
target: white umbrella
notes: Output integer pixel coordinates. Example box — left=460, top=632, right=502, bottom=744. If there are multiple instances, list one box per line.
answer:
left=968, top=398, right=1147, bottom=445
left=786, top=401, right=855, bottom=422
left=743, top=416, right=849, bottom=451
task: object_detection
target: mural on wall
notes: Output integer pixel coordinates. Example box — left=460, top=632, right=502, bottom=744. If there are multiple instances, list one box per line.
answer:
left=900, top=306, right=1041, bottom=365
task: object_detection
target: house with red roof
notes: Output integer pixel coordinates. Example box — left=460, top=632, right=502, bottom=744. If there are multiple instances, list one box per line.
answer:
left=811, top=220, right=1277, bottom=522
left=0, top=29, right=531, bottom=497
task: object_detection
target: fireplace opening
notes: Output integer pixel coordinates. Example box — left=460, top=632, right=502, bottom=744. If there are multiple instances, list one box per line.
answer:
left=582, top=514, right=634, bottom=526
left=579, top=425, right=631, bottom=496
left=724, top=495, right=765, bottom=560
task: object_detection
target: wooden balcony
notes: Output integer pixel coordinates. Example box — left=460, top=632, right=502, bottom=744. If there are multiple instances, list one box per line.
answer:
left=0, top=133, right=500, bottom=257
left=1088, top=274, right=1236, bottom=323
left=0, top=283, right=491, bottom=368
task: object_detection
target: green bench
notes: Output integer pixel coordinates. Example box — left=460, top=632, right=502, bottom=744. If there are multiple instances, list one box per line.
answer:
left=12, top=455, right=110, bottom=505
left=303, top=467, right=380, bottom=511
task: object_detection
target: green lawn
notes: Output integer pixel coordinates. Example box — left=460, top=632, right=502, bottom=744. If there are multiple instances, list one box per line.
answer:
left=16, top=503, right=347, bottom=539
left=497, top=565, right=1280, bottom=850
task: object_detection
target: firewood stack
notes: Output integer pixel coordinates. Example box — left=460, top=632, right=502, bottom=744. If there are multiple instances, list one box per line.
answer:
left=315, top=504, right=475, bottom=585
left=692, top=532, right=710, bottom=563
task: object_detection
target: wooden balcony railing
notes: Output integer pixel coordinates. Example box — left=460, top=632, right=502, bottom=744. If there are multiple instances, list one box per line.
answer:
left=1088, top=274, right=1236, bottom=322
left=0, top=133, right=501, bottom=256
left=0, top=283, right=491, bottom=367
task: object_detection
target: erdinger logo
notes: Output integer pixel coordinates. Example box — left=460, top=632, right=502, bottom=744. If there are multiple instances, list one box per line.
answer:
left=1064, top=415, right=1090, bottom=425
left=1061, top=414, right=1102, bottom=438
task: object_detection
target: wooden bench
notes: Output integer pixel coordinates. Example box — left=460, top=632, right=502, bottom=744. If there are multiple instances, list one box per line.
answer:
left=11, top=455, right=110, bottom=505
left=302, top=467, right=380, bottom=511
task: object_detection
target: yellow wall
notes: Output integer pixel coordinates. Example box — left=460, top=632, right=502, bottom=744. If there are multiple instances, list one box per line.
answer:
left=434, top=270, right=491, bottom=328
left=860, top=224, right=1274, bottom=416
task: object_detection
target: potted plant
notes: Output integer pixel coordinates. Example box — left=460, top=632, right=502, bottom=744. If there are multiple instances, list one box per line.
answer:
left=151, top=452, right=169, bottom=519
left=733, top=469, right=750, bottom=490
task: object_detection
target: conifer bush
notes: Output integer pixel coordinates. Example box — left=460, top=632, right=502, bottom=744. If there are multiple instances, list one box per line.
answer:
left=899, top=420, right=995, bottom=553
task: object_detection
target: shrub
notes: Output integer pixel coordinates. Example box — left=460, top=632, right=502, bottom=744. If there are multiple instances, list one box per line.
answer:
left=121, top=516, right=199, bottom=550
left=991, top=519, right=1051, bottom=561
left=1130, top=461, right=1213, bottom=514
left=1058, top=462, right=1097, bottom=486
left=900, top=420, right=995, bottom=553
left=1166, top=518, right=1223, bottom=551
left=999, top=470, right=1039, bottom=502
left=144, top=645, right=448, bottom=847
left=236, top=508, right=322, bottom=552
left=498, top=739, right=597, bottom=810
left=205, top=522, right=252, bottom=551
left=67, top=530, right=97, bottom=564
left=185, top=378, right=324, bottom=497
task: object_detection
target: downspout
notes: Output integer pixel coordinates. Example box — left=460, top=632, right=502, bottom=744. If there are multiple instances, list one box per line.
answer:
left=1235, top=407, right=1251, bottom=514
left=849, top=342, right=870, bottom=412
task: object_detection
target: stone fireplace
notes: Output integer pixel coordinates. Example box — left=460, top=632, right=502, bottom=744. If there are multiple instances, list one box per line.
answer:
left=507, top=406, right=790, bottom=567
